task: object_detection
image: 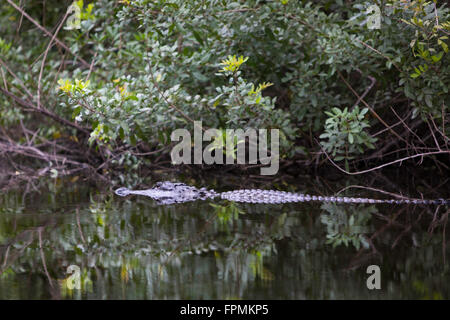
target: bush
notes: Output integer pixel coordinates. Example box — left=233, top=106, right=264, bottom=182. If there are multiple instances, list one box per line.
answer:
left=0, top=0, right=448, bottom=178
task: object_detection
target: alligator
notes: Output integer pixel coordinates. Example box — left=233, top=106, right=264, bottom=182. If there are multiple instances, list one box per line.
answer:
left=115, top=181, right=449, bottom=206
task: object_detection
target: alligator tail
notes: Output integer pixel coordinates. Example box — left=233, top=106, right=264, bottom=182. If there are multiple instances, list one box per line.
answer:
left=312, top=196, right=450, bottom=205
left=377, top=198, right=450, bottom=205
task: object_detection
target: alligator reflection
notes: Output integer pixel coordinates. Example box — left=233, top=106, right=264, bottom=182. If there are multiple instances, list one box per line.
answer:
left=0, top=182, right=449, bottom=299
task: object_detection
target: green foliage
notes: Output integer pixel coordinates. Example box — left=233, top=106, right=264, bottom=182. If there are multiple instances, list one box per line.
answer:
left=219, top=55, right=249, bottom=73
left=385, top=0, right=450, bottom=117
left=204, top=129, right=245, bottom=160
left=0, top=37, right=11, bottom=56
left=0, top=0, right=449, bottom=172
left=320, top=203, right=376, bottom=250
left=320, top=106, right=377, bottom=162
left=210, top=202, right=245, bottom=226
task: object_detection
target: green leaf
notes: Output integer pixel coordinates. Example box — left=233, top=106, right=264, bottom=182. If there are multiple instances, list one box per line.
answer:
left=431, top=51, right=443, bottom=62
left=119, top=127, right=125, bottom=140
left=424, top=95, right=432, bottom=108
left=332, top=107, right=341, bottom=115
left=360, top=108, right=369, bottom=117
left=192, top=30, right=204, bottom=46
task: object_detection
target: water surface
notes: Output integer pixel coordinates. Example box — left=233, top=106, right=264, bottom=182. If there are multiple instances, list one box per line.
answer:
left=0, top=172, right=449, bottom=299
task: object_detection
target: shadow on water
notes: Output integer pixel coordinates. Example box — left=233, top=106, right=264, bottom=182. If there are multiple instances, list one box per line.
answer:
left=0, top=171, right=449, bottom=299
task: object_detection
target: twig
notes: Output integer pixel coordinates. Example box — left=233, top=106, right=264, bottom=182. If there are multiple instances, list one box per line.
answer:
left=336, top=184, right=413, bottom=200
left=0, top=86, right=89, bottom=134
left=38, top=11, right=70, bottom=109
left=322, top=145, right=449, bottom=175
left=426, top=118, right=442, bottom=151
left=5, top=0, right=91, bottom=68
left=337, top=70, right=408, bottom=145
left=433, top=2, right=439, bottom=27
left=86, top=52, right=98, bottom=82
left=390, top=106, right=425, bottom=146
left=352, top=70, right=376, bottom=109
left=76, top=208, right=86, bottom=245
left=356, top=39, right=402, bottom=73
left=429, top=114, right=450, bottom=143
left=219, top=8, right=260, bottom=14
left=0, top=57, right=34, bottom=99
left=0, top=65, right=7, bottom=90
left=443, top=212, right=448, bottom=265
left=38, top=228, right=54, bottom=288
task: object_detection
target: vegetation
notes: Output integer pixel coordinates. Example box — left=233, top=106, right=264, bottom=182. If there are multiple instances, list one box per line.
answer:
left=0, top=0, right=449, bottom=184
left=1, top=1, right=449, bottom=301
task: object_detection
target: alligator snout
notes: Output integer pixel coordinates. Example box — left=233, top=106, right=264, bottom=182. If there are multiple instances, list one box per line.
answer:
left=115, top=187, right=130, bottom=197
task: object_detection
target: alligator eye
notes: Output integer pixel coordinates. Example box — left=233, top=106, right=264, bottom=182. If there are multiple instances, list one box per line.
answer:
left=156, top=181, right=174, bottom=190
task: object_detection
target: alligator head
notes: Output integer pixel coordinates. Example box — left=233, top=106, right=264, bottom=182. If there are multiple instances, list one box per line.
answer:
left=114, top=181, right=217, bottom=204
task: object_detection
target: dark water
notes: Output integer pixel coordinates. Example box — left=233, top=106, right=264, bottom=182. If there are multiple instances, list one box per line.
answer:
left=0, top=172, right=449, bottom=299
